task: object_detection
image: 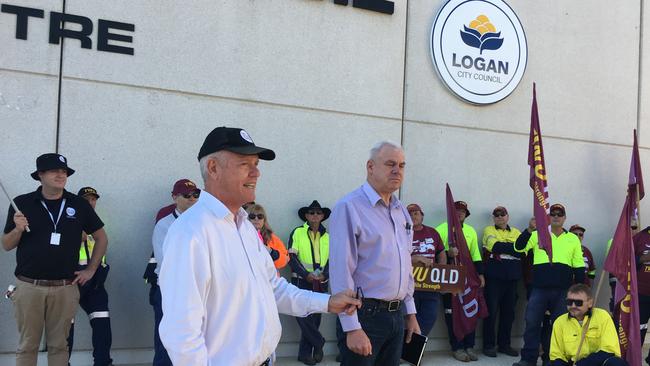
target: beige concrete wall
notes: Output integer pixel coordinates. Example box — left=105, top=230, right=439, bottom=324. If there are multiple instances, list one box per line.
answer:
left=0, top=0, right=647, bottom=358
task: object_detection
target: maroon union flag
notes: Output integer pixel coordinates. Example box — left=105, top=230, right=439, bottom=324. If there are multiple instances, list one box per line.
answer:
left=445, top=184, right=488, bottom=341
left=629, top=129, right=645, bottom=223
left=528, top=83, right=553, bottom=261
left=604, top=195, right=641, bottom=366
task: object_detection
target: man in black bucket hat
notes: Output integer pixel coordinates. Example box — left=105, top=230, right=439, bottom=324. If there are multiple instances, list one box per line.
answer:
left=2, top=153, right=107, bottom=366
left=289, top=200, right=332, bottom=365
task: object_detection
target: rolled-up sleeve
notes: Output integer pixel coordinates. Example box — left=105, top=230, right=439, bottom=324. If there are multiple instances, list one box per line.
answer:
left=159, top=226, right=211, bottom=365
left=329, top=200, right=361, bottom=332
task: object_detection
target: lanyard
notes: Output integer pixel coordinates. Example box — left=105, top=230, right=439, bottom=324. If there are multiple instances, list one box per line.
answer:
left=40, top=199, right=66, bottom=233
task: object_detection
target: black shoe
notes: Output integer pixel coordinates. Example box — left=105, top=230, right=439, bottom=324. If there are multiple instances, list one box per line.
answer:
left=298, top=355, right=317, bottom=365
left=482, top=347, right=497, bottom=357
left=512, top=361, right=536, bottom=366
left=313, top=347, right=324, bottom=363
left=498, top=346, right=519, bottom=357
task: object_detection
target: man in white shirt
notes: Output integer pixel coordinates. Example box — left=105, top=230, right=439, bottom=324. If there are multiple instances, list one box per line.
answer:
left=159, top=127, right=361, bottom=366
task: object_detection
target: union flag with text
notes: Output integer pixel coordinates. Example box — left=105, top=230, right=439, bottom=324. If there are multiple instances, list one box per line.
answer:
left=528, top=83, right=552, bottom=261
left=604, top=194, right=641, bottom=366
left=445, top=184, right=488, bottom=341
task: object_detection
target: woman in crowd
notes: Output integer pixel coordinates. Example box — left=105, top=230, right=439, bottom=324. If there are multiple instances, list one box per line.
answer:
left=246, top=203, right=289, bottom=270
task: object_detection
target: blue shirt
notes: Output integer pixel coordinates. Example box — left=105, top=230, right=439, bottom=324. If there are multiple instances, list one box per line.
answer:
left=329, top=182, right=416, bottom=331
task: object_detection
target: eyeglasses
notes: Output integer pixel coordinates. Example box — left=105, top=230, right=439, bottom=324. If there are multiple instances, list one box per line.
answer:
left=549, top=212, right=565, bottom=217
left=493, top=213, right=507, bottom=218
left=248, top=213, right=265, bottom=220
left=182, top=192, right=200, bottom=199
left=566, top=298, right=584, bottom=307
left=307, top=210, right=324, bottom=215
left=574, top=232, right=584, bottom=237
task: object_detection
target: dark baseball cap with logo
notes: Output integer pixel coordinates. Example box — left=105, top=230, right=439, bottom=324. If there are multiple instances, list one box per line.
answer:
left=78, top=187, right=100, bottom=198
left=172, top=179, right=200, bottom=196
left=493, top=206, right=508, bottom=216
left=31, top=153, right=75, bottom=180
left=550, top=203, right=566, bottom=216
left=197, top=127, right=275, bottom=161
left=407, top=203, right=423, bottom=214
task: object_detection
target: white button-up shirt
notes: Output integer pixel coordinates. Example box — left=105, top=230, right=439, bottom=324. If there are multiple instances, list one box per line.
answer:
left=152, top=209, right=179, bottom=274
left=159, top=190, right=330, bottom=366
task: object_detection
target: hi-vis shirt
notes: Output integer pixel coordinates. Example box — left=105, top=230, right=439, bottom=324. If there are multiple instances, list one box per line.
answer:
left=159, top=191, right=330, bottom=366
left=550, top=308, right=620, bottom=363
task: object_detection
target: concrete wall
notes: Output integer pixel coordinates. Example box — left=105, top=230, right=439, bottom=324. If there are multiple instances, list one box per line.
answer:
left=0, top=0, right=647, bottom=358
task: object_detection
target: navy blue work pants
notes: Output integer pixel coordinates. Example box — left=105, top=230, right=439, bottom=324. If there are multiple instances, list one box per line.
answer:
left=482, top=277, right=517, bottom=350
left=67, top=266, right=113, bottom=366
left=150, top=284, right=172, bottom=366
left=413, top=291, right=440, bottom=336
left=520, top=287, right=566, bottom=363
left=293, top=278, right=326, bottom=359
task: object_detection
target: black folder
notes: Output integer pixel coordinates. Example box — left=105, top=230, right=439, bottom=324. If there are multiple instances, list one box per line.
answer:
left=401, top=332, right=428, bottom=366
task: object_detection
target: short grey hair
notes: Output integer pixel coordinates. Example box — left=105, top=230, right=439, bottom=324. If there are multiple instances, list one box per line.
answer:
left=369, top=140, right=403, bottom=161
left=199, top=151, right=226, bottom=182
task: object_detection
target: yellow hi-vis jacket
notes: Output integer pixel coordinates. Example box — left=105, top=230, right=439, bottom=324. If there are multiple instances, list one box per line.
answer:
left=290, top=223, right=329, bottom=273
left=550, top=307, right=620, bottom=364
left=79, top=235, right=106, bottom=266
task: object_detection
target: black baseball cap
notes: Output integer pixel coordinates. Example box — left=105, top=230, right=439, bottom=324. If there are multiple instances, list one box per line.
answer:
left=197, top=127, right=275, bottom=161
left=78, top=187, right=100, bottom=198
left=31, top=153, right=75, bottom=181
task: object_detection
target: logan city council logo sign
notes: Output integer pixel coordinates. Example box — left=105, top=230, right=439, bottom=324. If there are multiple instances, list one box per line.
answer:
left=430, top=0, right=527, bottom=105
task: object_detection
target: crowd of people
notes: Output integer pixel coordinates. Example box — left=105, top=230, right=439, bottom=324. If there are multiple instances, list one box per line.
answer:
left=0, top=127, right=643, bottom=366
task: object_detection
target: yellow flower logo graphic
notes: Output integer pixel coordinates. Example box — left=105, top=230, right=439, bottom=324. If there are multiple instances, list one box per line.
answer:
left=460, top=15, right=504, bottom=54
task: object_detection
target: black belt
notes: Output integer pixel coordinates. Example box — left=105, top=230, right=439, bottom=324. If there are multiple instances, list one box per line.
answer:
left=260, top=357, right=271, bottom=366
left=17, top=275, right=75, bottom=286
left=362, top=298, right=402, bottom=312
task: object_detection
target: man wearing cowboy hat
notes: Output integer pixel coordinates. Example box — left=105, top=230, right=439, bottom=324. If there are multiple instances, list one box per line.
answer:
left=2, top=153, right=107, bottom=366
left=288, top=200, right=332, bottom=365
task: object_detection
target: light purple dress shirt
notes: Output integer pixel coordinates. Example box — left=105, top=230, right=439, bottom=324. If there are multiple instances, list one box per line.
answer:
left=329, top=182, right=416, bottom=332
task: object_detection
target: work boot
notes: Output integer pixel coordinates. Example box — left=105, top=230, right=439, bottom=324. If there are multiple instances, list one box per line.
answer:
left=453, top=349, right=470, bottom=362
left=498, top=346, right=519, bottom=357
left=465, top=348, right=478, bottom=361
left=313, top=347, right=324, bottom=363
left=482, top=347, right=497, bottom=357
left=512, top=360, right=536, bottom=366
left=298, top=355, right=316, bottom=365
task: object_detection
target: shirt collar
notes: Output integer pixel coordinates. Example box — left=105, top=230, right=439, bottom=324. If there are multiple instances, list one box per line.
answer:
left=198, top=190, right=247, bottom=224
left=34, top=186, right=72, bottom=201
left=303, top=222, right=326, bottom=234
left=568, top=308, right=593, bottom=320
left=494, top=224, right=511, bottom=231
left=362, top=181, right=398, bottom=208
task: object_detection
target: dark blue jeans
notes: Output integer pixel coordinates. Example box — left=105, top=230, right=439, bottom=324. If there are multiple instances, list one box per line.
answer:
left=520, top=288, right=566, bottom=363
left=150, top=284, right=172, bottom=366
left=413, top=291, right=440, bottom=336
left=483, top=278, right=517, bottom=350
left=336, top=304, right=405, bottom=366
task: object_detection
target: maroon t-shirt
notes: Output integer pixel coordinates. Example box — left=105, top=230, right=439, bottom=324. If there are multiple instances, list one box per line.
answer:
left=582, top=245, right=595, bottom=285
left=634, top=229, right=650, bottom=295
left=411, top=225, right=445, bottom=260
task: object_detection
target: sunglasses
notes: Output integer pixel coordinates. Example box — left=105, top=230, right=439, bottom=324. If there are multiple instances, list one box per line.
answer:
left=182, top=192, right=200, bottom=199
left=493, top=213, right=507, bottom=218
left=574, top=232, right=584, bottom=237
left=307, top=210, right=324, bottom=215
left=549, top=212, right=565, bottom=217
left=566, top=298, right=584, bottom=307
left=248, top=213, right=265, bottom=220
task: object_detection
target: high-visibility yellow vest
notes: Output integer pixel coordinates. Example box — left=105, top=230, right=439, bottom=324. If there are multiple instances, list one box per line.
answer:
left=290, top=223, right=329, bottom=272
left=79, top=235, right=106, bottom=266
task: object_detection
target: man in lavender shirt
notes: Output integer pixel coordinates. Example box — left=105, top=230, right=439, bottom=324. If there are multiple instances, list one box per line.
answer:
left=330, top=141, right=420, bottom=366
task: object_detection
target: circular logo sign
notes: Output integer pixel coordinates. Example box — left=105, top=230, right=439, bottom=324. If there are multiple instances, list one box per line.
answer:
left=430, top=0, right=527, bottom=105
left=66, top=207, right=76, bottom=216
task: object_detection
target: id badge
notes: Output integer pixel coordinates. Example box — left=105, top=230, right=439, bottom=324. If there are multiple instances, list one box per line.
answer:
left=50, top=233, right=61, bottom=246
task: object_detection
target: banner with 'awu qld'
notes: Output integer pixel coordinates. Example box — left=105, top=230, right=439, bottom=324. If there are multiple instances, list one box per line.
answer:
left=412, top=264, right=466, bottom=294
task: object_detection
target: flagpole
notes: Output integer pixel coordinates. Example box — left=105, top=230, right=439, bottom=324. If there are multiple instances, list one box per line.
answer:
left=575, top=268, right=608, bottom=361
left=0, top=179, right=30, bottom=233
left=637, top=184, right=642, bottom=229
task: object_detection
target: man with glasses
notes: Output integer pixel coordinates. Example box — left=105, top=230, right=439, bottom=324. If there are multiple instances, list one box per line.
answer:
left=549, top=283, right=625, bottom=366
left=513, top=204, right=585, bottom=366
left=569, top=225, right=596, bottom=286
left=149, top=178, right=200, bottom=366
left=482, top=206, right=521, bottom=358
left=288, top=200, right=332, bottom=365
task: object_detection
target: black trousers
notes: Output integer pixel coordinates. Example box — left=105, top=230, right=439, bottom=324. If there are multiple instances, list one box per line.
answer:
left=293, top=278, right=326, bottom=359
left=482, top=277, right=517, bottom=350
